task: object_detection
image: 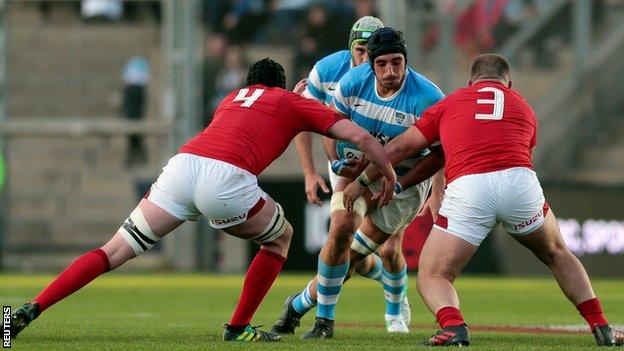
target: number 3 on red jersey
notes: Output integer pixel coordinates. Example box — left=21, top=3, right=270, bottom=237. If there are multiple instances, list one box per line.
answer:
left=475, top=87, right=504, bottom=120
left=233, top=88, right=265, bottom=107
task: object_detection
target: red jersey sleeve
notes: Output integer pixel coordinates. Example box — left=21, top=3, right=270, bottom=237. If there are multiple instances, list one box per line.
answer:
left=415, top=100, right=444, bottom=143
left=282, top=91, right=344, bottom=135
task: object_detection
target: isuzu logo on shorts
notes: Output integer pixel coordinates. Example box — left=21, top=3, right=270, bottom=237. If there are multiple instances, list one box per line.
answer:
left=514, top=211, right=543, bottom=230
left=211, top=214, right=246, bottom=226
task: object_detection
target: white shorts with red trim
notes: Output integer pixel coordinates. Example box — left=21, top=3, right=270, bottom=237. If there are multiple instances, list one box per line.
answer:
left=147, top=153, right=267, bottom=228
left=434, top=167, right=548, bottom=246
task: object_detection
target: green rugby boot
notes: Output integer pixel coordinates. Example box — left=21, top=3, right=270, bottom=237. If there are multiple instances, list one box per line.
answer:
left=10, top=302, right=40, bottom=338
left=223, top=324, right=281, bottom=342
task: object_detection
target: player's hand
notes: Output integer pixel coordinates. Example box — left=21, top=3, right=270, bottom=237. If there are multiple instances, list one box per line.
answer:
left=416, top=192, right=443, bottom=220
left=343, top=180, right=365, bottom=212
left=371, top=182, right=401, bottom=204
left=293, top=78, right=307, bottom=95
left=374, top=176, right=397, bottom=207
left=304, top=173, right=330, bottom=206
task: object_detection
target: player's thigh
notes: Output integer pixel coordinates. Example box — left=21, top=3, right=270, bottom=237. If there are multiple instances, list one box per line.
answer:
left=137, top=198, right=186, bottom=236
left=357, top=216, right=390, bottom=244
left=331, top=173, right=354, bottom=192
left=418, top=227, right=478, bottom=281
left=103, top=198, right=185, bottom=266
left=328, top=206, right=363, bottom=240
left=224, top=196, right=289, bottom=241
left=379, top=228, right=404, bottom=256
left=511, top=208, right=566, bottom=263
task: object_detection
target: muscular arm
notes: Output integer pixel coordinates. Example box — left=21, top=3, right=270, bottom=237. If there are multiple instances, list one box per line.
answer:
left=327, top=119, right=396, bottom=192
left=293, top=78, right=330, bottom=205
left=325, top=104, right=345, bottom=162
left=322, top=136, right=338, bottom=162
left=342, top=126, right=432, bottom=208
left=362, top=126, right=431, bottom=182
left=294, top=132, right=316, bottom=176
left=397, top=146, right=444, bottom=190
left=294, top=132, right=330, bottom=205
left=414, top=166, right=446, bottom=219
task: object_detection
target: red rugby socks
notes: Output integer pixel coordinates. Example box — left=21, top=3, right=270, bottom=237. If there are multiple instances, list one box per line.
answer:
left=577, top=298, right=609, bottom=330
left=33, top=248, right=111, bottom=312
left=228, top=249, right=287, bottom=327
left=436, top=306, right=465, bottom=328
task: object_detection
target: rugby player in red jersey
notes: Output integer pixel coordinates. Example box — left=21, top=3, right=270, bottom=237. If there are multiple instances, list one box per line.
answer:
left=344, top=53, right=623, bottom=347
left=10, top=58, right=396, bottom=343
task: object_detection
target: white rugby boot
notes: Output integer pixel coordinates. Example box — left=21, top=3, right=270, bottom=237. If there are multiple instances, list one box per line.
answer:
left=399, top=290, right=411, bottom=327
left=385, top=315, right=409, bottom=333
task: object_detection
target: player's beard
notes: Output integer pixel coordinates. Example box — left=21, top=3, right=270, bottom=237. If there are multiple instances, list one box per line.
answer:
left=381, top=74, right=403, bottom=91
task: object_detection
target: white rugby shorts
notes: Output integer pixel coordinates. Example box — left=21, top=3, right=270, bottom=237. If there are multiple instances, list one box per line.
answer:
left=369, top=177, right=431, bottom=235
left=435, top=167, right=548, bottom=246
left=147, top=153, right=266, bottom=229
left=328, top=161, right=432, bottom=235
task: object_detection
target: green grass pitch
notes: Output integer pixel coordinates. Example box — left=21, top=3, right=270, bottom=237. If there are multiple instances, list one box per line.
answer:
left=2, top=274, right=623, bottom=350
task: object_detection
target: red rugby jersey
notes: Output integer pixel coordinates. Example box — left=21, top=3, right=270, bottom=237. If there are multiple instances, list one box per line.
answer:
left=416, top=81, right=537, bottom=184
left=180, top=85, right=343, bottom=175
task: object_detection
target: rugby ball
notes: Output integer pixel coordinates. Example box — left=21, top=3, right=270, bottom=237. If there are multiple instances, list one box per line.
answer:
left=336, top=140, right=363, bottom=161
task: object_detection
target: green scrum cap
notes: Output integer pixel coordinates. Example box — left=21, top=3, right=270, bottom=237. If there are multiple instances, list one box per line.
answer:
left=348, top=16, right=384, bottom=52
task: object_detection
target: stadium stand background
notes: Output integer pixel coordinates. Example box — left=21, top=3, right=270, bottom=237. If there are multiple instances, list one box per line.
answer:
left=1, top=0, right=623, bottom=275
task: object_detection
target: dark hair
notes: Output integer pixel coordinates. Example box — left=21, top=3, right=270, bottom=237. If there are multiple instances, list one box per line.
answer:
left=367, top=27, right=407, bottom=69
left=246, top=58, right=286, bottom=89
left=470, top=53, right=510, bottom=81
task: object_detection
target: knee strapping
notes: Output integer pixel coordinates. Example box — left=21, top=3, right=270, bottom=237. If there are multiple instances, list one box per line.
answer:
left=351, top=230, right=382, bottom=256
left=330, top=192, right=367, bottom=218
left=251, top=202, right=288, bottom=243
left=119, top=207, right=161, bottom=255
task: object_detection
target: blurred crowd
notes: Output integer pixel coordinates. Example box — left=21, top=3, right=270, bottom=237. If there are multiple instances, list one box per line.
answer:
left=201, top=0, right=606, bottom=121
left=27, top=0, right=607, bottom=124
left=421, top=0, right=605, bottom=66
left=201, top=0, right=377, bottom=123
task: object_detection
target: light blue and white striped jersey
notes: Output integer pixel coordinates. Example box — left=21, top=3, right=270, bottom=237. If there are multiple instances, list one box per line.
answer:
left=303, top=50, right=352, bottom=106
left=333, top=63, right=445, bottom=196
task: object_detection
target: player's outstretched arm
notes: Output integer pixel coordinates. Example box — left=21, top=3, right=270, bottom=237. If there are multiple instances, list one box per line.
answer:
left=327, top=119, right=396, bottom=205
